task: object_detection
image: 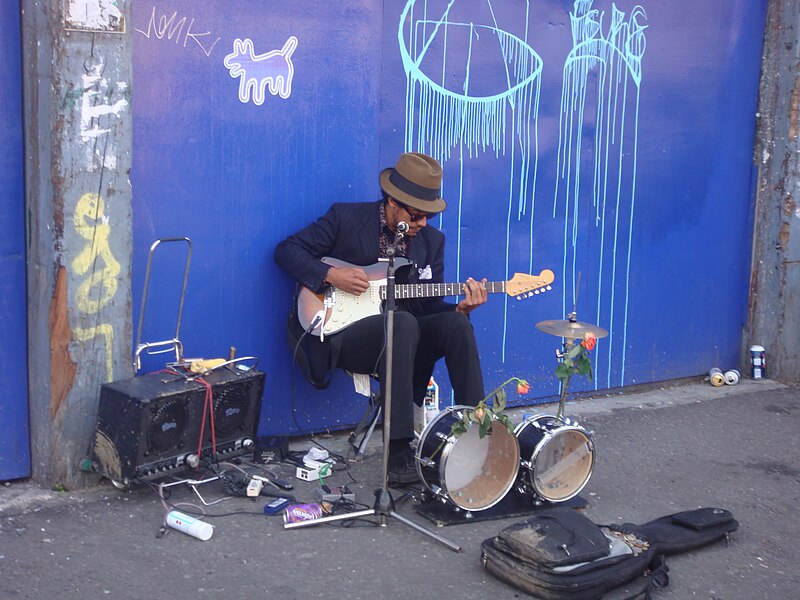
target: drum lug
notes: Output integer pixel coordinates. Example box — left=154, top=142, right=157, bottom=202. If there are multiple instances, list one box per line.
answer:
left=434, top=431, right=453, bottom=443
left=520, top=460, right=532, bottom=470
left=419, top=457, right=435, bottom=468
left=429, top=485, right=448, bottom=503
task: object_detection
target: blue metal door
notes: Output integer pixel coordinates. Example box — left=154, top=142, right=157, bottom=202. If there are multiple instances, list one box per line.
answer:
left=132, top=1, right=767, bottom=436
left=0, top=1, right=30, bottom=480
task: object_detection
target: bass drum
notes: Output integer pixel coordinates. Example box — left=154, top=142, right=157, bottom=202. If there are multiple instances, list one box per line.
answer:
left=416, top=405, right=520, bottom=511
left=514, top=414, right=595, bottom=503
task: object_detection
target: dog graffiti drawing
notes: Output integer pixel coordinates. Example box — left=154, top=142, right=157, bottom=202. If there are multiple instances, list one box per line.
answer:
left=224, top=36, right=298, bottom=104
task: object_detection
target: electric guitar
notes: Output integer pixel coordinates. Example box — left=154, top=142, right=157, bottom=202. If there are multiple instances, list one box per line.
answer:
left=296, top=257, right=555, bottom=338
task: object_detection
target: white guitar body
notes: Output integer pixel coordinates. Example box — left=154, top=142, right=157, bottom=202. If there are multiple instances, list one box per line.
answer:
left=320, top=280, right=385, bottom=337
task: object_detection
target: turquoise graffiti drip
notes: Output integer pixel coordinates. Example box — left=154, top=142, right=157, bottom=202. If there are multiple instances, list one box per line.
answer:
left=398, top=0, right=543, bottom=360
left=553, top=1, right=647, bottom=388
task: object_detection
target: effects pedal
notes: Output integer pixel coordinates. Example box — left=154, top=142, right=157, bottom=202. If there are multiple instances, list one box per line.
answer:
left=296, top=465, right=323, bottom=481
left=295, top=460, right=334, bottom=482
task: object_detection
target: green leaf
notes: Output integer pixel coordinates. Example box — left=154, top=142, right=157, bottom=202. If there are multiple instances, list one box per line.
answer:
left=555, top=363, right=571, bottom=379
left=452, top=421, right=468, bottom=436
left=479, top=414, right=492, bottom=438
left=576, top=359, right=591, bottom=377
left=494, top=389, right=507, bottom=412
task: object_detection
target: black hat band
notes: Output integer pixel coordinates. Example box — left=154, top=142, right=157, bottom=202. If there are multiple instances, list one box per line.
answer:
left=389, top=169, right=440, bottom=201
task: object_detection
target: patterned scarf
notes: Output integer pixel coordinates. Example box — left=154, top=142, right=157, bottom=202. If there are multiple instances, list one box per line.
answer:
left=378, top=201, right=409, bottom=258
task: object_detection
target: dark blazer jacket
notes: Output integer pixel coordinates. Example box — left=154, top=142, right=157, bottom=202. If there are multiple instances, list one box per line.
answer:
left=274, top=199, right=456, bottom=315
left=274, top=200, right=456, bottom=387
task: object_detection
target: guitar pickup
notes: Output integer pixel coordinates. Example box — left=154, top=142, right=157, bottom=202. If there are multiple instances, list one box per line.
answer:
left=323, top=288, right=335, bottom=308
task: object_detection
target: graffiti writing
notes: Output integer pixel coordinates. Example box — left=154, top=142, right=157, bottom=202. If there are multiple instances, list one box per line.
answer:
left=552, top=1, right=648, bottom=387
left=134, top=5, right=221, bottom=57
left=71, top=193, right=121, bottom=381
left=398, top=0, right=543, bottom=358
left=73, top=324, right=115, bottom=382
left=72, top=193, right=121, bottom=313
left=80, top=66, right=128, bottom=142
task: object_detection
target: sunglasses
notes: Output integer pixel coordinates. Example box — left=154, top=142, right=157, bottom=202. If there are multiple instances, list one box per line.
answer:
left=394, top=200, right=435, bottom=222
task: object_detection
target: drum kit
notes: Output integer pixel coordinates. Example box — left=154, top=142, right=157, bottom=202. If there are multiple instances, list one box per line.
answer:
left=414, top=314, right=609, bottom=515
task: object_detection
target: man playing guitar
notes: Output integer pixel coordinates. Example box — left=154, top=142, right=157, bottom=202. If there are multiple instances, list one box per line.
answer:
left=274, top=152, right=488, bottom=485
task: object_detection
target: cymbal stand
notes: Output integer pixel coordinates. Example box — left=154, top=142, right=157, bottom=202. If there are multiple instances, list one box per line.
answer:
left=285, top=227, right=461, bottom=553
left=554, top=342, right=572, bottom=422
left=556, top=270, right=581, bottom=420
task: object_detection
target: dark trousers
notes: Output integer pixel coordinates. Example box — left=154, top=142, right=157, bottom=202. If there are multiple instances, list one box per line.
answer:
left=331, top=310, right=485, bottom=439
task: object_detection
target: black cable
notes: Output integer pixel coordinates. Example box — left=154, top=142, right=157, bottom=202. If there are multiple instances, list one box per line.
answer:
left=141, top=474, right=297, bottom=522
left=288, top=316, right=362, bottom=484
left=290, top=318, right=337, bottom=455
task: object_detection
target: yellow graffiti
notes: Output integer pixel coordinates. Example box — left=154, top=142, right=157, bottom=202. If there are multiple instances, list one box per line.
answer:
left=72, top=193, right=121, bottom=313
left=71, top=192, right=122, bottom=382
left=73, top=324, right=115, bottom=382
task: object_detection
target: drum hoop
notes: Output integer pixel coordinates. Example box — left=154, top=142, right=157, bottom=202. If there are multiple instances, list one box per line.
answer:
left=529, top=426, right=595, bottom=502
left=513, top=412, right=556, bottom=434
left=418, top=405, right=520, bottom=511
left=416, top=405, right=465, bottom=502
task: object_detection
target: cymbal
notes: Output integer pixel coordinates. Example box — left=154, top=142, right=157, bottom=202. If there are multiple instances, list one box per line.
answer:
left=535, top=319, right=609, bottom=340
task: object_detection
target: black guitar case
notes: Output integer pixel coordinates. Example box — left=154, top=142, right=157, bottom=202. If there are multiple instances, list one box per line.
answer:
left=481, top=506, right=738, bottom=599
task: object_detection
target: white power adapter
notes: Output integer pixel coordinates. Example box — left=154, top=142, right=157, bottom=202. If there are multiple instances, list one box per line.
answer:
left=246, top=478, right=263, bottom=497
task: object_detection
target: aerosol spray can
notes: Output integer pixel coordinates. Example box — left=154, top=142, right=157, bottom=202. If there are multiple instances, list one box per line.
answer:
left=750, top=345, right=766, bottom=379
left=166, top=510, right=214, bottom=541
left=724, top=369, right=740, bottom=385
left=283, top=503, right=324, bottom=524
left=708, top=368, right=725, bottom=387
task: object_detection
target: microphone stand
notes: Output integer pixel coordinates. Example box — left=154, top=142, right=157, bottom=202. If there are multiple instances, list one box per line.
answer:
left=285, top=224, right=461, bottom=552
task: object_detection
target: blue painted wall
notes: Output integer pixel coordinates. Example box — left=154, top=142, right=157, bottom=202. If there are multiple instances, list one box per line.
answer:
left=0, top=1, right=31, bottom=480
left=132, top=0, right=766, bottom=436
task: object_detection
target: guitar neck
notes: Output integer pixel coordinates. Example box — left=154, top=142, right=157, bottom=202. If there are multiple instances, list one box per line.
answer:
left=381, top=281, right=506, bottom=300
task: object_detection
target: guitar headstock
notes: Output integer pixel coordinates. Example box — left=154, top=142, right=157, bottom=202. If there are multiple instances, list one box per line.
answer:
left=506, top=269, right=555, bottom=299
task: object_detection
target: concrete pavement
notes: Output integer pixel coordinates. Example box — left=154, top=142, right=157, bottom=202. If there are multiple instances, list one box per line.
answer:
left=1, top=378, right=797, bottom=599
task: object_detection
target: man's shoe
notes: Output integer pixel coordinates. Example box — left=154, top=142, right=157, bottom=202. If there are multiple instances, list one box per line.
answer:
left=387, top=446, right=421, bottom=486
left=387, top=461, right=421, bottom=486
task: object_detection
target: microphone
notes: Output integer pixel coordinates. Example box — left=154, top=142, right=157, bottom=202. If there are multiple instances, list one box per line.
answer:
left=394, top=221, right=409, bottom=244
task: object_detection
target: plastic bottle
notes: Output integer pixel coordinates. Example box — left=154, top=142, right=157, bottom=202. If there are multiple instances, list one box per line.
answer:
left=750, top=345, right=765, bottom=379
left=166, top=510, right=214, bottom=541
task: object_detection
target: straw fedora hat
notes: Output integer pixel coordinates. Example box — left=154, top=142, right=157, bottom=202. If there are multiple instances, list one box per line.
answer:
left=379, top=152, right=447, bottom=214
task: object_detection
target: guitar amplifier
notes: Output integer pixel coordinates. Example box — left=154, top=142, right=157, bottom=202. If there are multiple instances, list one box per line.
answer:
left=92, top=367, right=265, bottom=486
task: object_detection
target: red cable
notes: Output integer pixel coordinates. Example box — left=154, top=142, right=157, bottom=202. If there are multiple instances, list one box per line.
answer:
left=196, top=381, right=209, bottom=459
left=195, top=377, right=217, bottom=458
